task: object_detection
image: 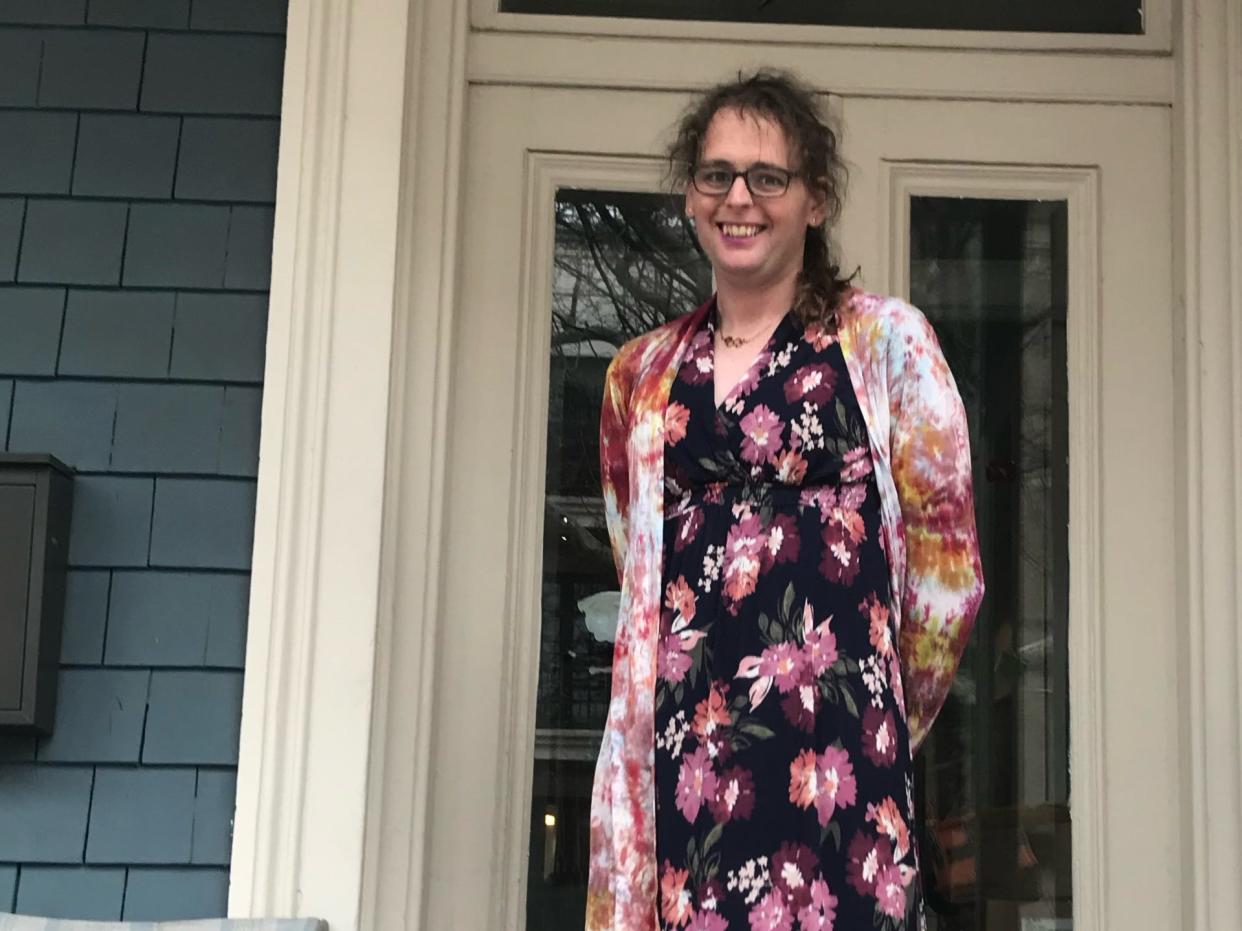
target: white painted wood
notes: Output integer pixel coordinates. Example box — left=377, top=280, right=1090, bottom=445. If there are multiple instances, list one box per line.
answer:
left=228, top=0, right=415, bottom=926
left=467, top=31, right=1174, bottom=106
left=469, top=0, right=1172, bottom=52
left=430, top=85, right=1176, bottom=930
left=1176, top=0, right=1242, bottom=926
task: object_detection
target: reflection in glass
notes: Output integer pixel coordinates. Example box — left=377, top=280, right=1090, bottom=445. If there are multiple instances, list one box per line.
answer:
left=502, top=0, right=1141, bottom=36
left=530, top=190, right=711, bottom=927
left=910, top=198, right=1072, bottom=931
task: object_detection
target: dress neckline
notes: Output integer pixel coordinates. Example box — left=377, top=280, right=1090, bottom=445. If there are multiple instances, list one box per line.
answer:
left=706, top=302, right=798, bottom=411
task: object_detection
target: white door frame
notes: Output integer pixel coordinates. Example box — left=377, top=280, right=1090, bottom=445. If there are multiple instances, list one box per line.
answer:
left=226, top=1, right=1242, bottom=929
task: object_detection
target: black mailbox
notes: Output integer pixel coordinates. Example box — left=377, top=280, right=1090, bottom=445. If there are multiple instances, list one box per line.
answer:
left=0, top=454, right=73, bottom=733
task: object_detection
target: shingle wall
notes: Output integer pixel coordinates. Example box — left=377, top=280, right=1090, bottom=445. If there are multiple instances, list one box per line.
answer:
left=0, top=0, right=285, bottom=920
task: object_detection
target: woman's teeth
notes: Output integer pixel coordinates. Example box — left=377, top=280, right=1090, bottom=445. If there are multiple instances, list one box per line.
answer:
left=721, top=223, right=762, bottom=238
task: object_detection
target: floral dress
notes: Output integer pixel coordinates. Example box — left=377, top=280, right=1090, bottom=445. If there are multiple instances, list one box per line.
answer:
left=654, top=310, right=923, bottom=931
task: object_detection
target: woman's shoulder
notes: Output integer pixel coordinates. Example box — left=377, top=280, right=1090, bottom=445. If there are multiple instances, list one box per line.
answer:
left=610, top=299, right=711, bottom=375
left=840, top=287, right=940, bottom=359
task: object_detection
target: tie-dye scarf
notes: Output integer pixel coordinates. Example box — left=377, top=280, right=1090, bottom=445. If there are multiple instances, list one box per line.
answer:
left=586, top=287, right=985, bottom=931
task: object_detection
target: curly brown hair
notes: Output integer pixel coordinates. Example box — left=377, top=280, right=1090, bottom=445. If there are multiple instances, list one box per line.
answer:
left=666, top=69, right=856, bottom=326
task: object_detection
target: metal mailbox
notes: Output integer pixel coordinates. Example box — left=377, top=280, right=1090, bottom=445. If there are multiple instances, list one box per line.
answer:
left=0, top=454, right=73, bottom=733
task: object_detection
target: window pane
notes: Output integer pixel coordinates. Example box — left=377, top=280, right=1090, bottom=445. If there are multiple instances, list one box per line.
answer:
left=501, top=0, right=1141, bottom=36
left=910, top=197, right=1072, bottom=931
left=529, top=190, right=711, bottom=928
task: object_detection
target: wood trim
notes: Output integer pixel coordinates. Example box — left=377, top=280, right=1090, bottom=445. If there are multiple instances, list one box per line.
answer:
left=357, top=0, right=470, bottom=928
left=229, top=0, right=414, bottom=926
left=470, top=0, right=1172, bottom=53
left=1177, top=0, right=1242, bottom=926
left=466, top=31, right=1175, bottom=106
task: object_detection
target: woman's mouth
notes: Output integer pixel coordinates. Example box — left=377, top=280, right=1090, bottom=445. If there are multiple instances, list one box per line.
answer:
left=718, top=222, right=765, bottom=239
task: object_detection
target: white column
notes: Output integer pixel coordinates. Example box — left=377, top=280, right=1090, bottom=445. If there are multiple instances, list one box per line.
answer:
left=227, top=0, right=447, bottom=927
left=1177, top=0, right=1242, bottom=927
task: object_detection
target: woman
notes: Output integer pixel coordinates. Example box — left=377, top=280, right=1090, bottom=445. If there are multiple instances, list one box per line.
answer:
left=587, top=70, right=984, bottom=931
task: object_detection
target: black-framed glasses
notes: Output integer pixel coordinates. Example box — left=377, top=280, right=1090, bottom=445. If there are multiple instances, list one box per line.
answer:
left=691, top=162, right=797, bottom=198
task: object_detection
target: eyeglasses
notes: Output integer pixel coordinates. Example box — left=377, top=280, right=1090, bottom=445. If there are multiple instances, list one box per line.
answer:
left=690, top=162, right=797, bottom=198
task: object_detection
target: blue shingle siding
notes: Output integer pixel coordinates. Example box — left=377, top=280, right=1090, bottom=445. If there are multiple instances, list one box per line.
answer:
left=86, top=768, right=196, bottom=863
left=60, top=570, right=109, bottom=665
left=0, top=200, right=23, bottom=280
left=0, top=112, right=78, bottom=195
left=88, top=1, right=190, bottom=30
left=0, top=766, right=93, bottom=862
left=19, top=200, right=128, bottom=286
left=0, top=2, right=86, bottom=27
left=73, top=114, right=180, bottom=199
left=36, top=668, right=149, bottom=763
left=0, top=6, right=284, bottom=918
left=0, top=288, right=64, bottom=375
left=38, top=29, right=145, bottom=110
left=122, top=867, right=230, bottom=922
left=57, top=289, right=176, bottom=379
left=0, top=33, right=42, bottom=106
left=142, top=671, right=243, bottom=766
left=190, top=770, right=237, bottom=865
left=14, top=866, right=125, bottom=920
left=142, top=33, right=284, bottom=116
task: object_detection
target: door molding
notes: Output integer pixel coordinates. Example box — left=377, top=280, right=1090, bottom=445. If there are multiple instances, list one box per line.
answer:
left=1177, top=0, right=1242, bottom=927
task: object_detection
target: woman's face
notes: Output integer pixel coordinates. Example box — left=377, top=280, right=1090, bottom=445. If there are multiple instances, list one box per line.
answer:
left=686, top=107, right=825, bottom=295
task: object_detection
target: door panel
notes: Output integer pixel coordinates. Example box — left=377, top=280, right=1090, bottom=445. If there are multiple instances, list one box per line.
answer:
left=425, top=84, right=1175, bottom=931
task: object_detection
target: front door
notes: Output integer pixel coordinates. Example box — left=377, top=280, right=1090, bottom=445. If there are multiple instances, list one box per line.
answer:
left=423, top=82, right=1176, bottom=931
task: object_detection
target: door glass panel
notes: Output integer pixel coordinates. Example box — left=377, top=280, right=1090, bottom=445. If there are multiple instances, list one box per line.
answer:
left=531, top=189, right=711, bottom=927
left=910, top=197, right=1072, bottom=931
left=501, top=0, right=1141, bottom=36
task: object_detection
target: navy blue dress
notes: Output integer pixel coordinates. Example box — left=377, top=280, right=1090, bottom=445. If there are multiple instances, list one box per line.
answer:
left=653, top=309, right=923, bottom=931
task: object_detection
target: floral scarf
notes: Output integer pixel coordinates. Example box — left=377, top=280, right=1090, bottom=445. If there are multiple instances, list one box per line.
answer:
left=586, top=287, right=985, bottom=931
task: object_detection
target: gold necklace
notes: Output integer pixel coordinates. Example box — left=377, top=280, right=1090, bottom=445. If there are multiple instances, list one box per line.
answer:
left=717, top=328, right=763, bottom=349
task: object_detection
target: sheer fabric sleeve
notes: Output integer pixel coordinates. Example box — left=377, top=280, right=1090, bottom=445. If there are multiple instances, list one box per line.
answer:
left=887, top=303, right=985, bottom=752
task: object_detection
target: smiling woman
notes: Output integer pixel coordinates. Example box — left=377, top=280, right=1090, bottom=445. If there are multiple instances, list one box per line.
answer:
left=585, top=71, right=985, bottom=931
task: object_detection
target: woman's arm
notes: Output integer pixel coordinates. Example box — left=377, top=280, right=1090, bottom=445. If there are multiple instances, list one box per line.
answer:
left=887, top=302, right=985, bottom=753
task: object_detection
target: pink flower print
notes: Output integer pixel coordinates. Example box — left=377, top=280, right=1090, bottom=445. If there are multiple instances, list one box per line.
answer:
left=819, top=507, right=866, bottom=586
left=814, top=745, right=858, bottom=827
left=780, top=685, right=818, bottom=733
left=723, top=512, right=766, bottom=605
left=688, top=911, right=728, bottom=931
left=762, top=513, right=801, bottom=568
left=801, top=604, right=839, bottom=676
left=799, top=486, right=836, bottom=521
left=682, top=330, right=713, bottom=385
left=739, top=405, right=784, bottom=465
left=758, top=642, right=804, bottom=694
left=659, top=635, right=693, bottom=683
left=783, top=363, right=836, bottom=405
left=788, top=749, right=819, bottom=810
left=675, top=746, right=718, bottom=824
left=862, top=593, right=893, bottom=658
left=841, top=445, right=873, bottom=482
left=666, top=401, right=690, bottom=446
left=866, top=796, right=912, bottom=861
left=772, top=842, right=819, bottom=910
left=803, top=320, right=837, bottom=351
left=661, top=862, right=694, bottom=928
left=692, top=683, right=732, bottom=742
left=664, top=575, right=697, bottom=626
left=696, top=878, right=725, bottom=914
left=675, top=507, right=704, bottom=552
left=861, top=706, right=898, bottom=768
left=875, top=863, right=907, bottom=919
left=796, top=878, right=838, bottom=931
left=845, top=832, right=894, bottom=897
left=773, top=448, right=808, bottom=485
left=736, top=654, right=774, bottom=710
left=708, top=765, right=756, bottom=823
left=731, top=351, right=769, bottom=400
left=748, top=888, right=793, bottom=931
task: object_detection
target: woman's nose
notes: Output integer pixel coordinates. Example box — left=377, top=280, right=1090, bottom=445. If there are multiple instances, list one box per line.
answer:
left=725, top=174, right=753, bottom=206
